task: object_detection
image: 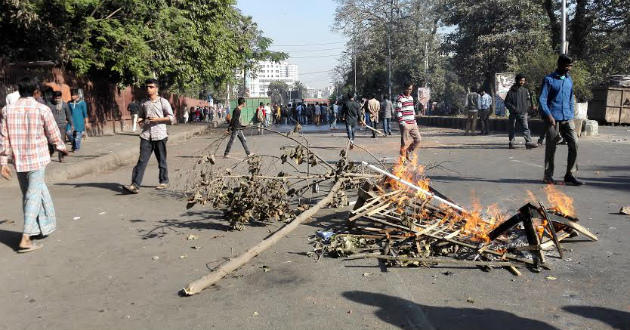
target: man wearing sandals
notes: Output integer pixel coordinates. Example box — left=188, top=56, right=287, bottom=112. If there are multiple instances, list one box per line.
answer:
left=1, top=76, right=69, bottom=253
left=123, top=78, right=175, bottom=194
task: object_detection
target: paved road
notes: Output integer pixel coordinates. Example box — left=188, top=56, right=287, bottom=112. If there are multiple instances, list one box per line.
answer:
left=0, top=125, right=628, bottom=330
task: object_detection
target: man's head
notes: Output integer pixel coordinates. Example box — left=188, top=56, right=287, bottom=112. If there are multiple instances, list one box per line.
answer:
left=557, top=54, right=573, bottom=75
left=403, top=82, right=413, bottom=96
left=515, top=74, right=526, bottom=87
left=238, top=97, right=246, bottom=106
left=17, top=76, right=39, bottom=98
left=71, top=88, right=80, bottom=101
left=347, top=92, right=355, bottom=100
left=383, top=94, right=389, bottom=100
left=52, top=91, right=62, bottom=104
left=145, top=78, right=159, bottom=97
left=479, top=89, right=486, bottom=95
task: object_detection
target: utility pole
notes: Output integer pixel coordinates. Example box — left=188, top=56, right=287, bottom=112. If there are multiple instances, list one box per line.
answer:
left=387, top=0, right=393, bottom=98
left=561, top=0, right=567, bottom=54
left=354, top=44, right=357, bottom=95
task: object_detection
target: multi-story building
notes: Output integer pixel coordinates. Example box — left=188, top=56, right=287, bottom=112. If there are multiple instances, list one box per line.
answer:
left=244, top=61, right=298, bottom=97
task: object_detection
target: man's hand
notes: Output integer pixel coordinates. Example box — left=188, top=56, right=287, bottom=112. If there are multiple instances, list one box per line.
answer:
left=546, top=115, right=556, bottom=126
left=57, top=148, right=69, bottom=157
left=1, top=165, right=11, bottom=181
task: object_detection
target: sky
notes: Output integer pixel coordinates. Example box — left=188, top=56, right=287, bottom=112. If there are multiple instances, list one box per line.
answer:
left=235, top=0, right=348, bottom=89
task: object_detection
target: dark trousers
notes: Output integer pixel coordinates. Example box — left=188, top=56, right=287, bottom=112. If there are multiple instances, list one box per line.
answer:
left=544, top=120, right=578, bottom=179
left=479, top=109, right=491, bottom=134
left=508, top=113, right=532, bottom=143
left=132, top=137, right=168, bottom=187
left=224, top=130, right=250, bottom=156
left=370, top=120, right=379, bottom=137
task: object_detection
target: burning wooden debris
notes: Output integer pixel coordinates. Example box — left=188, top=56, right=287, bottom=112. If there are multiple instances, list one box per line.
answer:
left=314, top=159, right=597, bottom=274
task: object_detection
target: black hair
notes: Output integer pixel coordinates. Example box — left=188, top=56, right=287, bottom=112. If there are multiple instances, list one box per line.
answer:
left=383, top=94, right=389, bottom=100
left=145, top=78, right=159, bottom=88
left=259, top=102, right=264, bottom=106
left=52, top=91, right=62, bottom=97
left=17, top=76, right=39, bottom=97
left=515, top=74, right=526, bottom=82
left=347, top=92, right=354, bottom=99
left=238, top=97, right=246, bottom=106
left=404, top=82, right=413, bottom=88
left=70, top=88, right=80, bottom=96
left=558, top=54, right=573, bottom=66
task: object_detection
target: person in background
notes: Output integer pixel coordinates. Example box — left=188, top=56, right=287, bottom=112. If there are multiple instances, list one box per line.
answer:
left=396, top=83, right=422, bottom=161
left=539, top=54, right=583, bottom=186
left=505, top=74, right=538, bottom=149
left=478, top=89, right=492, bottom=135
left=46, top=91, right=72, bottom=162
left=367, top=95, right=380, bottom=138
left=330, top=100, right=339, bottom=130
left=255, top=102, right=265, bottom=135
left=68, top=88, right=90, bottom=152
left=5, top=85, right=20, bottom=105
left=123, top=78, right=175, bottom=194
left=380, top=94, right=394, bottom=136
left=128, top=100, right=140, bottom=132
left=464, top=87, right=479, bottom=135
left=340, top=92, right=363, bottom=147
left=224, top=97, right=252, bottom=158
left=314, top=102, right=321, bottom=125
left=1, top=76, right=68, bottom=252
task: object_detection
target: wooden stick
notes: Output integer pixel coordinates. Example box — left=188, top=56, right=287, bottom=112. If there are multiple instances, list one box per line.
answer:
left=183, top=180, right=345, bottom=295
left=349, top=254, right=514, bottom=267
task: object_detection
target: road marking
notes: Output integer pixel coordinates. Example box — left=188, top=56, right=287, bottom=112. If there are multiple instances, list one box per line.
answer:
left=510, top=159, right=544, bottom=168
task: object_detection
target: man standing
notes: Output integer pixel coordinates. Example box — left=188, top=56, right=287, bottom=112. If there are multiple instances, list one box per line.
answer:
left=396, top=83, right=422, bottom=160
left=264, top=103, right=272, bottom=127
left=464, top=88, right=479, bottom=135
left=505, top=74, right=538, bottom=149
left=478, top=89, right=492, bottom=135
left=367, top=95, right=380, bottom=138
left=224, top=97, right=251, bottom=158
left=128, top=100, right=140, bottom=132
left=123, top=79, right=175, bottom=194
left=539, top=55, right=583, bottom=186
left=0, top=77, right=68, bottom=252
left=330, top=100, right=339, bottom=130
left=68, top=88, right=90, bottom=152
left=380, top=94, right=394, bottom=135
left=314, top=102, right=321, bottom=125
left=340, top=92, right=362, bottom=146
left=46, top=91, right=72, bottom=162
left=255, top=102, right=265, bottom=134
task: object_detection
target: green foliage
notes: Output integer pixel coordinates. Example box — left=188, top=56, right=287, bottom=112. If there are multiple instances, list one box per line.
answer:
left=0, top=0, right=286, bottom=95
left=267, top=80, right=289, bottom=105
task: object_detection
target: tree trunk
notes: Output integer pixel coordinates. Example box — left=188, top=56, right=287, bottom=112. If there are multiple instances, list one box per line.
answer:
left=543, top=0, right=561, bottom=50
left=570, top=0, right=591, bottom=59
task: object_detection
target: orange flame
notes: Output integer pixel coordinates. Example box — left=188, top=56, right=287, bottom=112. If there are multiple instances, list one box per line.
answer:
left=544, top=185, right=576, bottom=217
left=458, top=194, right=504, bottom=243
left=389, top=154, right=431, bottom=198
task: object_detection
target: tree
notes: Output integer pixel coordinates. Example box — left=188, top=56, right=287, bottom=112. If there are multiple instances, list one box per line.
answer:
left=267, top=81, right=289, bottom=105
left=292, top=81, right=307, bottom=100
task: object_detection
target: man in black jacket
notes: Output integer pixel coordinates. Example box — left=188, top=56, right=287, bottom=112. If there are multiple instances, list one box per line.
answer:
left=340, top=92, right=363, bottom=146
left=224, top=97, right=251, bottom=158
left=505, top=74, right=538, bottom=149
left=46, top=91, right=73, bottom=162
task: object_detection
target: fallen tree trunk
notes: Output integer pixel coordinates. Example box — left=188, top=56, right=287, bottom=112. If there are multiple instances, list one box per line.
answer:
left=183, top=179, right=346, bottom=295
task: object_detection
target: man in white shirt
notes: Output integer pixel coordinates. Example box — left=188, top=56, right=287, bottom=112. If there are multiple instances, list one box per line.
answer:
left=478, top=89, right=492, bottom=135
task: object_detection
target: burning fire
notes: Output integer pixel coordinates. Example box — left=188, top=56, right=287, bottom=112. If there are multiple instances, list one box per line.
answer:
left=389, top=154, right=431, bottom=198
left=544, top=185, right=576, bottom=218
left=459, top=194, right=504, bottom=243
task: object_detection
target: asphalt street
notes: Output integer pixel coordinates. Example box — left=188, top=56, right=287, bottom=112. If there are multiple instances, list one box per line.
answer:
left=0, top=125, right=628, bottom=330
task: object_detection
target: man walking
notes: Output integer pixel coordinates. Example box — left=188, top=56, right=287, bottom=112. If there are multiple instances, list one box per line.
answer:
left=396, top=83, right=422, bottom=160
left=224, top=97, right=251, bottom=158
left=478, top=89, right=492, bottom=135
left=340, top=92, right=362, bottom=146
left=128, top=100, right=140, bottom=132
left=330, top=100, right=339, bottom=130
left=380, top=94, right=394, bottom=135
left=123, top=78, right=175, bottom=194
left=367, top=95, right=380, bottom=138
left=46, top=91, right=72, bottom=162
left=506, top=74, right=538, bottom=149
left=68, top=89, right=90, bottom=152
left=539, top=55, right=583, bottom=186
left=0, top=77, right=68, bottom=252
left=464, top=88, right=479, bottom=135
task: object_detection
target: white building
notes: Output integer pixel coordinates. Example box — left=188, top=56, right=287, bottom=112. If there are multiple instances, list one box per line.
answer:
left=244, top=61, right=298, bottom=97
left=306, top=86, right=335, bottom=99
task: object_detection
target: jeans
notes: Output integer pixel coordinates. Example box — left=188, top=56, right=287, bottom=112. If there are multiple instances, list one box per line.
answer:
left=479, top=109, right=491, bottom=135
left=70, top=130, right=83, bottom=150
left=544, top=120, right=578, bottom=179
left=508, top=113, right=532, bottom=144
left=330, top=115, right=337, bottom=129
left=345, top=122, right=357, bottom=142
left=383, top=118, right=392, bottom=134
left=131, top=137, right=169, bottom=187
left=224, top=130, right=250, bottom=156
left=370, top=119, right=379, bottom=137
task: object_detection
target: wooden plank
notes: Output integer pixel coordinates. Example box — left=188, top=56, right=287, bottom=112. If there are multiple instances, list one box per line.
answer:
left=550, top=216, right=598, bottom=241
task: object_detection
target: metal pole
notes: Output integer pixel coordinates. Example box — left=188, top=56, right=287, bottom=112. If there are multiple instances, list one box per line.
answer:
left=361, top=161, right=466, bottom=213
left=561, top=0, right=567, bottom=54
left=387, top=0, right=393, bottom=98
left=354, top=45, right=357, bottom=95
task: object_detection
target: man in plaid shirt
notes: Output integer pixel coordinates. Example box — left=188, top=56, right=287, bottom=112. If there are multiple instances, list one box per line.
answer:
left=396, top=82, right=422, bottom=161
left=0, top=76, right=68, bottom=253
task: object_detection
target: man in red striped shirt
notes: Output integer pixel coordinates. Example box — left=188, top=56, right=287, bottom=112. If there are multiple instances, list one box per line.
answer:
left=396, top=83, right=422, bottom=161
left=0, top=76, right=68, bottom=253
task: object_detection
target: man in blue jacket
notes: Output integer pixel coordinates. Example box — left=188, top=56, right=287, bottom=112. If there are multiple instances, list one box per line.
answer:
left=538, top=54, right=583, bottom=186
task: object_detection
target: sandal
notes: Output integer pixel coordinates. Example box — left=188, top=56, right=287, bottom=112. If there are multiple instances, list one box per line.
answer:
left=156, top=183, right=169, bottom=190
left=122, top=184, right=139, bottom=194
left=17, top=243, right=43, bottom=253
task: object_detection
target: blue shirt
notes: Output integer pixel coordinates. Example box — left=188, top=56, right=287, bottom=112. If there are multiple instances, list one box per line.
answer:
left=68, top=100, right=88, bottom=131
left=478, top=93, right=492, bottom=110
left=539, top=71, right=574, bottom=121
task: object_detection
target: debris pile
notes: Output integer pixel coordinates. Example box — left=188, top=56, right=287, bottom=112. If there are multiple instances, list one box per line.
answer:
left=315, top=158, right=598, bottom=274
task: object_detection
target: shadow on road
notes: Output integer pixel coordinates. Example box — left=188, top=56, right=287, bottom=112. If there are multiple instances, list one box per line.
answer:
left=0, top=228, right=22, bottom=251
left=139, top=210, right=231, bottom=239
left=563, top=305, right=630, bottom=330
left=55, top=182, right=126, bottom=193
left=342, top=290, right=561, bottom=330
